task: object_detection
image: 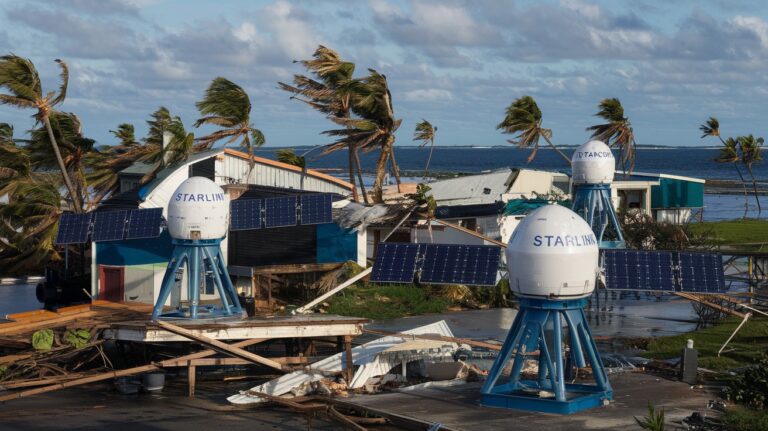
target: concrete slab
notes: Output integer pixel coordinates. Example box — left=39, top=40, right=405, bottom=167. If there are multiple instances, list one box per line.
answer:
left=346, top=372, right=719, bottom=430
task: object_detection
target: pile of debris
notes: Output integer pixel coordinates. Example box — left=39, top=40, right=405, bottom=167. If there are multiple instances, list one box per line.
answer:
left=229, top=320, right=488, bottom=404
left=0, top=301, right=152, bottom=390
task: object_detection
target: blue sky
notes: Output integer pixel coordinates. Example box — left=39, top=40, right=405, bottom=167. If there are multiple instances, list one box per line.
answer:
left=0, top=0, right=767, bottom=148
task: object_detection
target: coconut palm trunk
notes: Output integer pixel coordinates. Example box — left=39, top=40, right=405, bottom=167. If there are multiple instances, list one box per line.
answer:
left=745, top=164, right=762, bottom=215
left=542, top=134, right=572, bottom=165
left=353, top=148, right=369, bottom=204
left=372, top=141, right=392, bottom=203
left=733, top=165, right=750, bottom=217
left=389, top=143, right=402, bottom=192
left=44, top=116, right=82, bottom=213
left=347, top=146, right=359, bottom=202
left=424, top=142, right=435, bottom=178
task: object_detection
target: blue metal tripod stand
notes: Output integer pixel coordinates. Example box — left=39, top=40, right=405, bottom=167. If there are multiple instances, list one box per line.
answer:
left=480, top=298, right=612, bottom=414
left=152, top=238, right=243, bottom=319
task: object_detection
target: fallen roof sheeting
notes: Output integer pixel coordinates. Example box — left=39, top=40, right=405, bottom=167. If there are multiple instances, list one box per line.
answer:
left=228, top=320, right=456, bottom=405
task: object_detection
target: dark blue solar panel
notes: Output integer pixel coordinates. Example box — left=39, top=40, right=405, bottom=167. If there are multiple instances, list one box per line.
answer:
left=300, top=194, right=333, bottom=225
left=230, top=199, right=262, bottom=231
left=677, top=252, right=726, bottom=293
left=370, top=243, right=422, bottom=283
left=265, top=196, right=297, bottom=228
left=126, top=208, right=163, bottom=240
left=55, top=213, right=92, bottom=245
left=420, top=244, right=500, bottom=286
left=603, top=250, right=675, bottom=291
left=92, top=210, right=128, bottom=242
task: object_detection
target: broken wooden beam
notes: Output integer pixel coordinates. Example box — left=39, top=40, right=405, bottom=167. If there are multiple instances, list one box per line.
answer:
left=363, top=328, right=501, bottom=351
left=674, top=292, right=745, bottom=318
left=152, top=320, right=286, bottom=372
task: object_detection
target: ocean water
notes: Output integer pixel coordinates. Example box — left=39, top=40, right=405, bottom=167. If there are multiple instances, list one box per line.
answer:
left=255, top=146, right=768, bottom=181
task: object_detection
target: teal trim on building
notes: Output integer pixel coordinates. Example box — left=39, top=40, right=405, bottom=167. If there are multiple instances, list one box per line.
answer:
left=316, top=223, right=357, bottom=264
left=96, top=231, right=174, bottom=266
left=650, top=178, right=704, bottom=208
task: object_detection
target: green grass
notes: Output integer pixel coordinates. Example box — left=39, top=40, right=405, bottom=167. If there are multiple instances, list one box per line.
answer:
left=645, top=316, right=768, bottom=370
left=690, top=220, right=768, bottom=246
left=723, top=406, right=768, bottom=431
left=325, top=284, right=451, bottom=320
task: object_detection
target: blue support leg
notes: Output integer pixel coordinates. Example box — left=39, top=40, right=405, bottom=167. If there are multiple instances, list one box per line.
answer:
left=202, top=247, right=232, bottom=314
left=152, top=249, right=186, bottom=320
left=552, top=310, right=566, bottom=402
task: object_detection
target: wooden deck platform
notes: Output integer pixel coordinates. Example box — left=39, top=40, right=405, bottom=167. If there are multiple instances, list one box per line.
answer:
left=344, top=373, right=718, bottom=430
left=105, top=314, right=368, bottom=342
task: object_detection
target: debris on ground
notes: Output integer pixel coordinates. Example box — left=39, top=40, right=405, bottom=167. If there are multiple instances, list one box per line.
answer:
left=228, top=320, right=461, bottom=404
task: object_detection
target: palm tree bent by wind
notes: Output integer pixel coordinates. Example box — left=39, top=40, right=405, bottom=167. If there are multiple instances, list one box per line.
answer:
left=0, top=54, right=83, bottom=212
left=701, top=117, right=750, bottom=216
left=498, top=96, right=571, bottom=165
left=739, top=134, right=764, bottom=215
left=279, top=46, right=365, bottom=202
left=587, top=98, right=637, bottom=174
left=195, top=77, right=265, bottom=165
left=413, top=120, right=437, bottom=178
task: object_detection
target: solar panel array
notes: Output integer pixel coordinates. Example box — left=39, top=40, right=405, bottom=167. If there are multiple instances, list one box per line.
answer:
left=300, top=194, right=333, bottom=225
left=370, top=243, right=422, bottom=283
left=126, top=208, right=164, bottom=240
left=229, top=194, right=333, bottom=230
left=370, top=242, right=501, bottom=286
left=678, top=252, right=726, bottom=293
left=602, top=249, right=726, bottom=293
left=92, top=210, right=128, bottom=242
left=230, top=199, right=262, bottom=231
left=55, top=213, right=93, bottom=244
left=265, top=196, right=298, bottom=228
left=420, top=244, right=501, bottom=285
left=56, top=208, right=164, bottom=245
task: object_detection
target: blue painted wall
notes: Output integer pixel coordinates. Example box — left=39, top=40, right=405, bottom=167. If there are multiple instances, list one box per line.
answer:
left=96, top=231, right=174, bottom=266
left=650, top=178, right=705, bottom=208
left=316, top=224, right=357, bottom=264
left=97, top=225, right=357, bottom=267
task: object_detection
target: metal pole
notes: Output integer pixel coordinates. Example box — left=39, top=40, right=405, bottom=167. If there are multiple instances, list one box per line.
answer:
left=718, top=312, right=752, bottom=357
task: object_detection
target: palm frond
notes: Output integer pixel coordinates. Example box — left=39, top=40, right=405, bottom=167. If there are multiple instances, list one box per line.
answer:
left=50, top=58, right=68, bottom=106
left=195, top=77, right=251, bottom=125
left=699, top=117, right=720, bottom=139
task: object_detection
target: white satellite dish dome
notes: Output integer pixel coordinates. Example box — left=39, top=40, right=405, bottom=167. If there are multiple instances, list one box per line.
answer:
left=506, top=204, right=599, bottom=299
left=167, top=177, right=229, bottom=240
left=571, top=140, right=615, bottom=185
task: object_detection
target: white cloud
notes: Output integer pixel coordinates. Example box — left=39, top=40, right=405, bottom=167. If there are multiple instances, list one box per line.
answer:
left=403, top=88, right=453, bottom=102
left=732, top=15, right=768, bottom=47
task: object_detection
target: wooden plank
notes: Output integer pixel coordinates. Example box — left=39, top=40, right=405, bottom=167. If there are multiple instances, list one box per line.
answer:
left=344, top=335, right=354, bottom=384
left=0, top=374, right=87, bottom=389
left=110, top=321, right=365, bottom=343
left=363, top=328, right=501, bottom=351
left=153, top=320, right=286, bottom=371
left=0, top=353, right=32, bottom=365
left=251, top=263, right=343, bottom=275
left=188, top=365, right=196, bottom=398
left=0, top=311, right=101, bottom=336
left=675, top=292, right=745, bottom=318
left=0, top=338, right=266, bottom=403
left=162, top=356, right=312, bottom=367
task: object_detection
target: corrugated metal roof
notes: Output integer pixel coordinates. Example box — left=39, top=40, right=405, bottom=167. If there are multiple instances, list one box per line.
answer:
left=427, top=169, right=515, bottom=206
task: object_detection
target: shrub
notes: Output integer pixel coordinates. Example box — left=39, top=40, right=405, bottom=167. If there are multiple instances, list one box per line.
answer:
left=723, top=354, right=768, bottom=410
